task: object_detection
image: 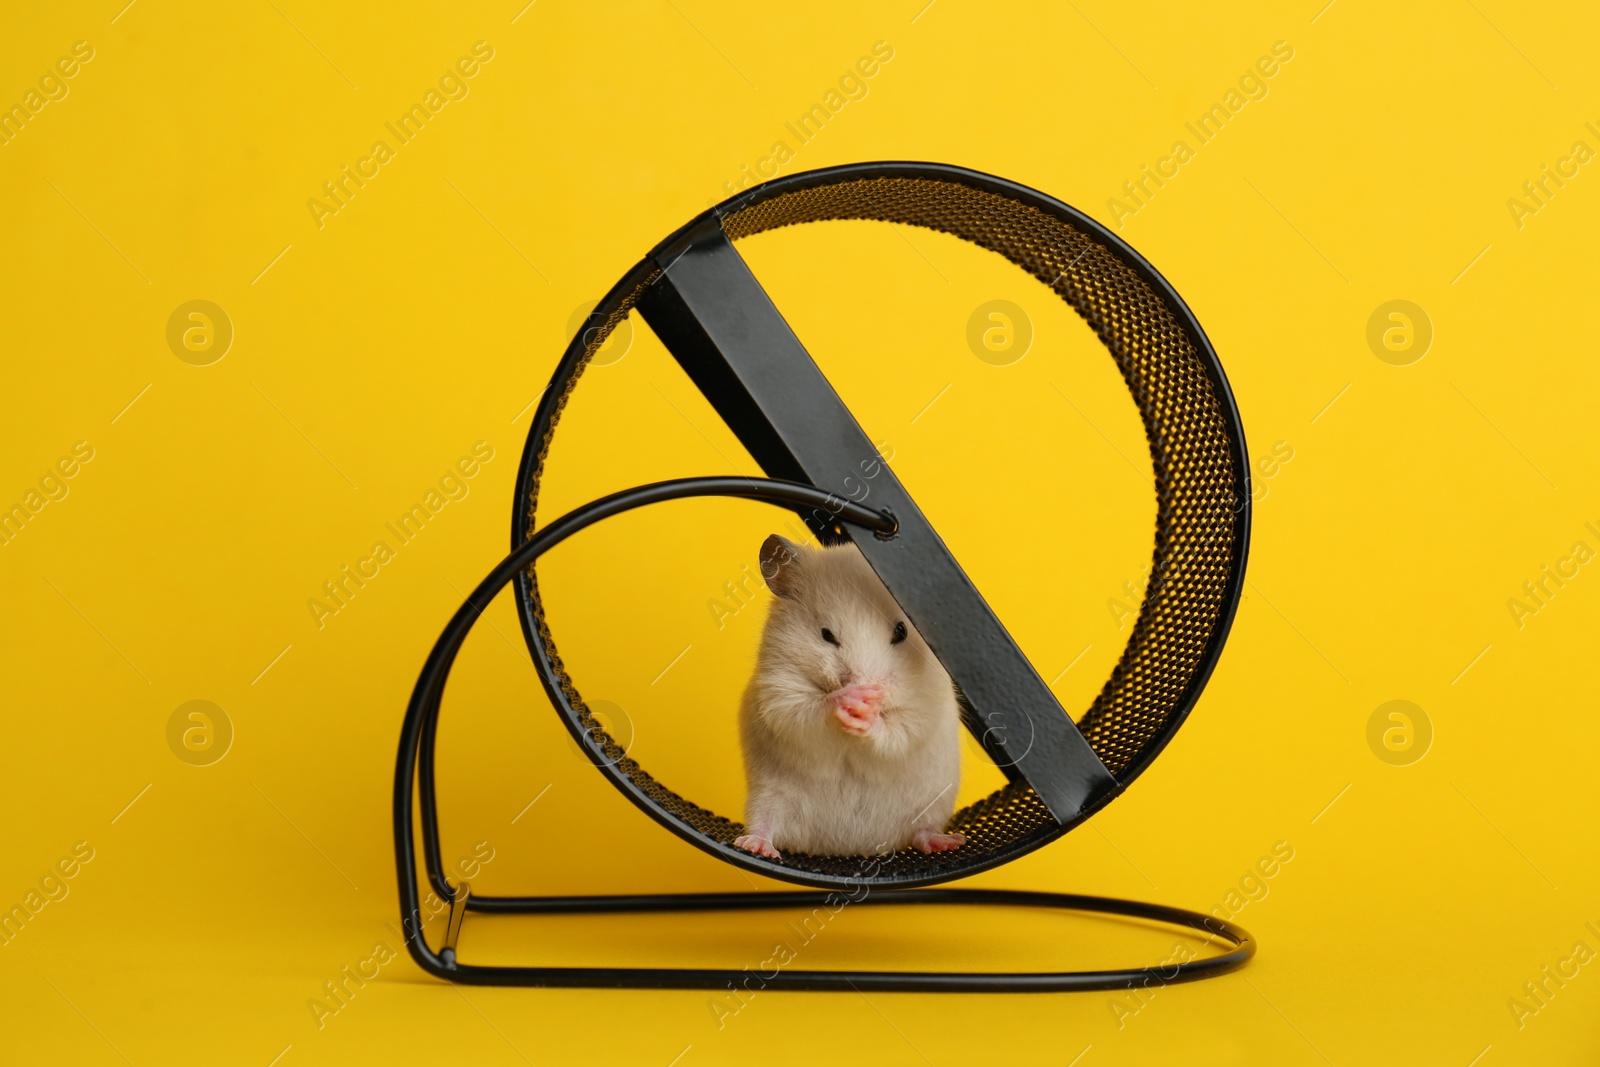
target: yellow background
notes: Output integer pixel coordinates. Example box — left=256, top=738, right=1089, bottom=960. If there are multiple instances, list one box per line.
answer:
left=2, top=1, right=1597, bottom=1063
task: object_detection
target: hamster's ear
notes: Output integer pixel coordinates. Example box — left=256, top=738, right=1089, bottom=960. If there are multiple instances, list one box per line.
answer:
left=759, top=534, right=803, bottom=598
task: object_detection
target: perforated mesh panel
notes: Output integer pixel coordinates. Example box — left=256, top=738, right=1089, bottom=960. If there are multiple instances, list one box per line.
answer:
left=521, top=173, right=1241, bottom=883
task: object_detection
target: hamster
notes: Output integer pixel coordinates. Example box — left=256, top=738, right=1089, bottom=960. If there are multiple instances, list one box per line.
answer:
left=733, top=533, right=966, bottom=859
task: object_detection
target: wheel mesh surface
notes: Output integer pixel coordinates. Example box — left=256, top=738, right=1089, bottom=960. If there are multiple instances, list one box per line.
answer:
left=522, top=175, right=1239, bottom=881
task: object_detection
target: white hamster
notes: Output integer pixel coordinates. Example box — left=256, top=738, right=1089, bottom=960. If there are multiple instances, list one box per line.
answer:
left=734, top=533, right=966, bottom=859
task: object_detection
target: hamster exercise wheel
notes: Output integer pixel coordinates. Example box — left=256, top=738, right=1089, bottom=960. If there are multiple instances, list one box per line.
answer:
left=394, top=162, right=1254, bottom=991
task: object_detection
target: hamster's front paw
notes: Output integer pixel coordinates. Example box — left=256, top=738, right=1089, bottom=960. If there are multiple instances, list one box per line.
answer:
left=831, top=682, right=883, bottom=736
left=734, top=834, right=782, bottom=860
left=911, top=828, right=966, bottom=854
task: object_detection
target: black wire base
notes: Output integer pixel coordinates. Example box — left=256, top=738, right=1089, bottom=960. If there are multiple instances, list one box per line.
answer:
left=409, top=887, right=1254, bottom=992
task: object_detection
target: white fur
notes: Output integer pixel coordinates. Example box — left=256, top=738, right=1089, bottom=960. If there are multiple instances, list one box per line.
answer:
left=738, top=537, right=962, bottom=856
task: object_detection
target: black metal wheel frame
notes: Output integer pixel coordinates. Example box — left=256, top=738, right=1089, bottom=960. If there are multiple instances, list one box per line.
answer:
left=394, top=162, right=1255, bottom=991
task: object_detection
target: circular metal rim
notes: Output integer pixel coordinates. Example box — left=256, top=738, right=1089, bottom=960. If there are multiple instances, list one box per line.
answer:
left=509, top=161, right=1251, bottom=890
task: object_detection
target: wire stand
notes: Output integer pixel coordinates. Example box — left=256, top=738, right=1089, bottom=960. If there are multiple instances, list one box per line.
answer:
left=393, top=477, right=1254, bottom=991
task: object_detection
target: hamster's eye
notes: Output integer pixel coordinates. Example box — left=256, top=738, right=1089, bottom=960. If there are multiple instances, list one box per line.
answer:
left=821, top=627, right=839, bottom=646
left=891, top=621, right=907, bottom=645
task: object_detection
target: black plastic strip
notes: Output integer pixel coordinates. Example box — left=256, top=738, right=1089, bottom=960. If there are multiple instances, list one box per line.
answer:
left=636, top=228, right=1117, bottom=824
